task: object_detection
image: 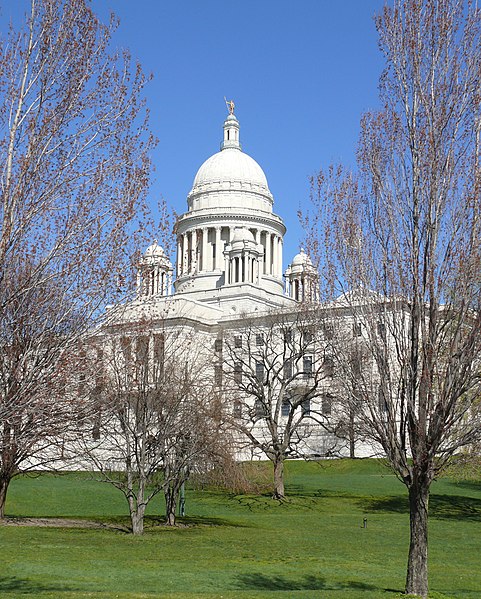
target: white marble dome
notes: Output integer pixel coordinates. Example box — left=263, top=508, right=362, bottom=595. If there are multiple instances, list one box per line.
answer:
left=192, top=149, right=269, bottom=193
left=186, top=113, right=274, bottom=214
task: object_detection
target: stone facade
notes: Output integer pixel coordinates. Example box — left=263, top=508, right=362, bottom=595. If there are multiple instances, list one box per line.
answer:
left=111, top=110, right=356, bottom=460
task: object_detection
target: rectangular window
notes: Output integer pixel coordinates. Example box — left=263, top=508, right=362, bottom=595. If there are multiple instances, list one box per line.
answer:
left=322, top=394, right=333, bottom=415
left=256, top=333, right=264, bottom=346
left=154, top=334, right=165, bottom=377
left=255, top=361, right=264, bottom=382
left=78, top=373, right=86, bottom=396
left=92, top=415, right=101, bottom=440
left=353, top=322, right=362, bottom=337
left=120, top=336, right=132, bottom=364
left=233, top=401, right=242, bottom=418
left=214, top=338, right=223, bottom=352
left=215, top=364, right=223, bottom=386
left=234, top=362, right=242, bottom=384
left=281, top=397, right=291, bottom=416
left=323, top=355, right=334, bottom=377
left=378, top=386, right=388, bottom=412
left=301, top=398, right=311, bottom=415
left=234, top=335, right=242, bottom=348
left=283, top=358, right=293, bottom=379
left=302, top=329, right=313, bottom=345
left=323, top=324, right=334, bottom=340
left=284, top=329, right=293, bottom=344
left=303, top=356, right=313, bottom=379
left=255, top=398, right=267, bottom=418
left=377, top=321, right=386, bottom=341
left=136, top=336, right=149, bottom=366
left=94, top=372, right=103, bottom=397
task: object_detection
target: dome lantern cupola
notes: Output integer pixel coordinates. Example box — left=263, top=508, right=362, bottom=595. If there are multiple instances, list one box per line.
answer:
left=221, top=113, right=241, bottom=151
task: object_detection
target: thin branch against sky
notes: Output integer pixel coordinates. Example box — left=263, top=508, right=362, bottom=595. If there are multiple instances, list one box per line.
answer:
left=0, top=0, right=384, bottom=264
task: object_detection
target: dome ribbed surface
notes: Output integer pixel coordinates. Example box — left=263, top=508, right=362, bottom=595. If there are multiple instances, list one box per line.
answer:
left=192, top=148, right=269, bottom=192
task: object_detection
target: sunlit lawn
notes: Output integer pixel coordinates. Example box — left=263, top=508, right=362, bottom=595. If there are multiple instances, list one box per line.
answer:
left=1, top=459, right=480, bottom=598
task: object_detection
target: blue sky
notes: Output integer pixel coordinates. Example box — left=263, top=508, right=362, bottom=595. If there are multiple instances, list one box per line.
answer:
left=2, top=0, right=386, bottom=267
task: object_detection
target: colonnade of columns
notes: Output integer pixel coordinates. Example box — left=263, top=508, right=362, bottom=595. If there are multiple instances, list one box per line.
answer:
left=285, top=274, right=320, bottom=302
left=137, top=267, right=173, bottom=297
left=176, top=226, right=283, bottom=279
left=224, top=253, right=261, bottom=285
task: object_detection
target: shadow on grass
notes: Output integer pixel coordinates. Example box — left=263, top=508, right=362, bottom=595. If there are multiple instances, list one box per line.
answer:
left=0, top=576, right=77, bottom=595
left=358, top=494, right=481, bottom=521
left=445, top=479, right=481, bottom=495
left=283, top=484, right=349, bottom=499
left=229, top=492, right=326, bottom=512
left=236, top=572, right=380, bottom=592
left=144, top=515, right=244, bottom=529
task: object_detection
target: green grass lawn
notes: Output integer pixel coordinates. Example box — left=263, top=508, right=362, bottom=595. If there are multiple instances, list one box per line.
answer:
left=1, top=460, right=480, bottom=599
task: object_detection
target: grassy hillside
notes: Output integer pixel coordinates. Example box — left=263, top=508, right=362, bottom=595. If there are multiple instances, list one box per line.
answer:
left=1, top=459, right=480, bottom=599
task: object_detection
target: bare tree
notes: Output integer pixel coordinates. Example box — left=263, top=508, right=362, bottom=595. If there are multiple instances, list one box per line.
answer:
left=331, top=338, right=371, bottom=459
left=221, top=309, right=337, bottom=499
left=78, top=321, right=232, bottom=534
left=303, top=1, right=481, bottom=596
left=0, top=0, right=154, bottom=517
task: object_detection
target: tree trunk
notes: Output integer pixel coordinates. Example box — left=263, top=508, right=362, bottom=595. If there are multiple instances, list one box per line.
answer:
left=0, top=474, right=11, bottom=519
left=164, top=486, right=178, bottom=526
left=130, top=506, right=145, bottom=535
left=349, top=409, right=356, bottom=459
left=272, top=456, right=285, bottom=499
left=127, top=490, right=146, bottom=535
left=405, top=481, right=429, bottom=598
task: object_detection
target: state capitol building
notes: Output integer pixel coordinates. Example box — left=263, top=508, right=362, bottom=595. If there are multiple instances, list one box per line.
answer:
left=138, top=106, right=318, bottom=319
left=105, top=105, right=354, bottom=460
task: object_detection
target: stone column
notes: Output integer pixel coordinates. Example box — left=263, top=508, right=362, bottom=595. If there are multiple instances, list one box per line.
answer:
left=224, top=250, right=230, bottom=284
left=278, top=236, right=284, bottom=278
left=276, top=236, right=282, bottom=277
left=202, top=227, right=208, bottom=271
left=265, top=232, right=271, bottom=275
left=182, top=233, right=188, bottom=274
left=177, top=237, right=182, bottom=277
left=191, top=229, right=197, bottom=273
left=136, top=270, right=142, bottom=295
left=215, top=227, right=222, bottom=270
left=272, top=235, right=278, bottom=277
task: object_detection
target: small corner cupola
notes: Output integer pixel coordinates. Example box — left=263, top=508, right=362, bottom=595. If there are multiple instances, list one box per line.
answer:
left=285, top=248, right=319, bottom=303
left=137, top=240, right=173, bottom=298
left=221, top=98, right=241, bottom=151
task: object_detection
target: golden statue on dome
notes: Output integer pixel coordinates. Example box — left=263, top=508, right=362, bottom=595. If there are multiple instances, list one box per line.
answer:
left=224, top=97, right=235, bottom=115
